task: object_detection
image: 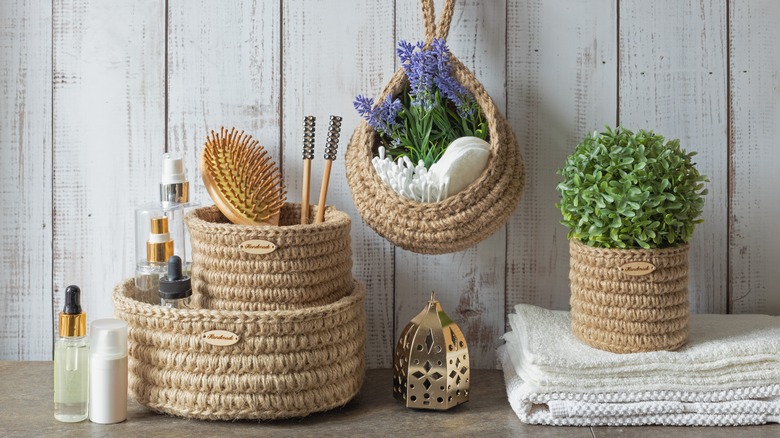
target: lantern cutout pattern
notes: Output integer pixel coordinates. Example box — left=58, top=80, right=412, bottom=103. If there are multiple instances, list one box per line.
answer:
left=393, top=292, right=470, bottom=410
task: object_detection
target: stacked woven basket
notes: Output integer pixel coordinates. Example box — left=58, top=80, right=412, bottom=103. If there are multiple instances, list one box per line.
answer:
left=113, top=203, right=366, bottom=420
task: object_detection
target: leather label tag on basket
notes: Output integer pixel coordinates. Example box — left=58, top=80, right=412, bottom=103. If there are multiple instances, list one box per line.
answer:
left=238, top=239, right=277, bottom=255
left=202, top=330, right=240, bottom=346
left=620, top=261, right=656, bottom=276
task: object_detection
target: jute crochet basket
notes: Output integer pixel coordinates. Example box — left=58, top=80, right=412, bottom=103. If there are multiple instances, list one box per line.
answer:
left=345, top=0, right=524, bottom=255
left=185, top=203, right=353, bottom=311
left=113, top=277, right=366, bottom=420
left=569, top=239, right=690, bottom=354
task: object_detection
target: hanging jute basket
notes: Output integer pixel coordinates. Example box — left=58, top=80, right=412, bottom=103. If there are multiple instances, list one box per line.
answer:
left=569, top=239, right=690, bottom=354
left=113, top=278, right=366, bottom=420
left=185, top=203, right=353, bottom=311
left=345, top=0, right=524, bottom=255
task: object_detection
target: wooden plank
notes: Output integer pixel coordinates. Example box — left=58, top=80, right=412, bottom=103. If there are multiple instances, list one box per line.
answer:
left=167, top=0, right=281, bottom=284
left=282, top=0, right=396, bottom=368
left=394, top=0, right=507, bottom=369
left=52, top=0, right=165, bottom=328
left=0, top=0, right=53, bottom=360
left=505, top=0, right=618, bottom=316
left=620, top=0, right=728, bottom=313
left=729, top=0, right=780, bottom=315
left=167, top=0, right=281, bottom=206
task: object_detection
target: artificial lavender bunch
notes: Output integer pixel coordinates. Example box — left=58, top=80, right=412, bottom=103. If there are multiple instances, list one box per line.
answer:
left=354, top=38, right=488, bottom=170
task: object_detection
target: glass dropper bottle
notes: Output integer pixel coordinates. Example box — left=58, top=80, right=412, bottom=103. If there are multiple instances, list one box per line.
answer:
left=159, top=255, right=192, bottom=309
left=53, top=285, right=89, bottom=422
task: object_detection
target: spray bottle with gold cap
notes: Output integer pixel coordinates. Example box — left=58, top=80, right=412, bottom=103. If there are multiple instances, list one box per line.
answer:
left=134, top=215, right=174, bottom=303
left=54, top=285, right=88, bottom=422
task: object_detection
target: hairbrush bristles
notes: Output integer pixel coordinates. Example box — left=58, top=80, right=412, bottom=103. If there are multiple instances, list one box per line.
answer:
left=200, top=127, right=287, bottom=226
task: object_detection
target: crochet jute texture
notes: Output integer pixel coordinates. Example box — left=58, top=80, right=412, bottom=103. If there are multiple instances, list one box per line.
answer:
left=569, top=239, right=690, bottom=354
left=185, top=204, right=352, bottom=311
left=345, top=0, right=524, bottom=254
left=113, top=277, right=366, bottom=420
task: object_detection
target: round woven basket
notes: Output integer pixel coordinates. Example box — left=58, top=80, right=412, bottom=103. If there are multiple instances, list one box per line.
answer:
left=345, top=0, right=524, bottom=255
left=185, top=203, right=353, bottom=311
left=113, top=277, right=366, bottom=420
left=569, top=239, right=690, bottom=354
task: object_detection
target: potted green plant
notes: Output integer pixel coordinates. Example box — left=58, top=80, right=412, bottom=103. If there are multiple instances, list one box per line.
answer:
left=557, top=126, right=708, bottom=353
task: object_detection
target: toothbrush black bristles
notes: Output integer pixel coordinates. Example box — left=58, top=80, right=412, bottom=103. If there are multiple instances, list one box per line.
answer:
left=324, top=115, right=342, bottom=161
left=302, top=116, right=316, bottom=160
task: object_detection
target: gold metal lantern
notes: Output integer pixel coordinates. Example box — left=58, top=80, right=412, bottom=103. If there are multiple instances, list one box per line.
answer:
left=393, top=292, right=470, bottom=410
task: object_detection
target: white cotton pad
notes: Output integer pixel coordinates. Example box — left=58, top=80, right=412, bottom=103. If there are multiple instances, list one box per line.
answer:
left=429, top=136, right=491, bottom=197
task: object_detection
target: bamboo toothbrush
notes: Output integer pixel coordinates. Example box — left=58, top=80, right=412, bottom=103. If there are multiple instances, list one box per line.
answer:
left=200, top=127, right=287, bottom=226
left=300, top=116, right=316, bottom=225
left=315, top=116, right=342, bottom=224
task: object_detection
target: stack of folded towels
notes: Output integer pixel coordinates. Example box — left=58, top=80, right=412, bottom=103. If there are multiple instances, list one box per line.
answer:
left=498, top=304, right=780, bottom=426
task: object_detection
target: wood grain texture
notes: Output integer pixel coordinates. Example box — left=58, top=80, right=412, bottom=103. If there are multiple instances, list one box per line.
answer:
left=167, top=0, right=281, bottom=207
left=729, top=0, right=780, bottom=315
left=505, top=0, right=618, bottom=317
left=0, top=0, right=53, bottom=360
left=3, top=0, right=779, bottom=362
left=282, top=0, right=396, bottom=368
left=395, top=0, right=508, bottom=369
left=52, top=0, right=165, bottom=331
left=619, top=0, right=728, bottom=314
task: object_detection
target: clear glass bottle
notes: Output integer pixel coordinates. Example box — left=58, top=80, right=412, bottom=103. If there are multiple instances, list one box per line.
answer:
left=159, top=255, right=192, bottom=309
left=135, top=215, right=174, bottom=303
left=134, top=153, right=198, bottom=302
left=54, top=285, right=89, bottom=422
left=159, top=152, right=198, bottom=276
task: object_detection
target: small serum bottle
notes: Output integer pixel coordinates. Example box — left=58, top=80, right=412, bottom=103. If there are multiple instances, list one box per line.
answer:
left=135, top=215, right=174, bottom=303
left=54, top=285, right=89, bottom=422
left=89, top=318, right=128, bottom=424
left=159, top=255, right=192, bottom=309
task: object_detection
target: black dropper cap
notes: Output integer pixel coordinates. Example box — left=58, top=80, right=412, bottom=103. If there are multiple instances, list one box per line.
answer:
left=63, top=285, right=82, bottom=314
left=159, top=255, right=192, bottom=300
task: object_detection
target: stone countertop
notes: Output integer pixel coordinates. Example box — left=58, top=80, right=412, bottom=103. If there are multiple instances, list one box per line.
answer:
left=1, top=361, right=777, bottom=437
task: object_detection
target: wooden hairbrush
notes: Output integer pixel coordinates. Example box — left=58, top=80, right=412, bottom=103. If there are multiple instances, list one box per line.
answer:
left=200, top=127, right=287, bottom=226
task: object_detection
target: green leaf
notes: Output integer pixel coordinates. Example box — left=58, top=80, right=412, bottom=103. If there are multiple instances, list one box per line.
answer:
left=556, top=125, right=707, bottom=249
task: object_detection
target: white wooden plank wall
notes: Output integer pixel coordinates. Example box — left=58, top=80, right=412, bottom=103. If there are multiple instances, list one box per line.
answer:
left=52, top=0, right=165, bottom=343
left=0, top=0, right=53, bottom=359
left=280, top=0, right=396, bottom=368
left=619, top=0, right=728, bottom=313
left=505, top=0, right=618, bottom=316
left=729, top=0, right=780, bottom=314
left=395, top=0, right=508, bottom=368
left=2, top=0, right=779, bottom=363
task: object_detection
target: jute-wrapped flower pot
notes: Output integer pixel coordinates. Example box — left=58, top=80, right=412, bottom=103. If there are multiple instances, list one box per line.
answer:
left=569, top=239, right=690, bottom=354
left=113, top=278, right=366, bottom=420
left=185, top=203, right=353, bottom=311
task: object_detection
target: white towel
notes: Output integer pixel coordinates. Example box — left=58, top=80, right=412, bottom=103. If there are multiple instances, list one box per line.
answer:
left=506, top=305, right=780, bottom=393
left=498, top=344, right=780, bottom=426
left=498, top=304, right=780, bottom=426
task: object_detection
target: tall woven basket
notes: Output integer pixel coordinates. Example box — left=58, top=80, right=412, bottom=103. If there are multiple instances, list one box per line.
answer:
left=569, top=239, right=690, bottom=354
left=345, top=0, right=524, bottom=255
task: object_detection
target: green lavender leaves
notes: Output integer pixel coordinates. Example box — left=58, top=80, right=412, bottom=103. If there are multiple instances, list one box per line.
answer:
left=557, top=126, right=708, bottom=249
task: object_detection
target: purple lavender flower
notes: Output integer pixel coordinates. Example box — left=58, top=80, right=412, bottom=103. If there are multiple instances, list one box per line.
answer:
left=396, top=40, right=423, bottom=66
left=378, top=95, right=403, bottom=129
left=430, top=39, right=475, bottom=117
left=397, top=40, right=436, bottom=110
left=353, top=95, right=382, bottom=131
left=354, top=94, right=404, bottom=135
